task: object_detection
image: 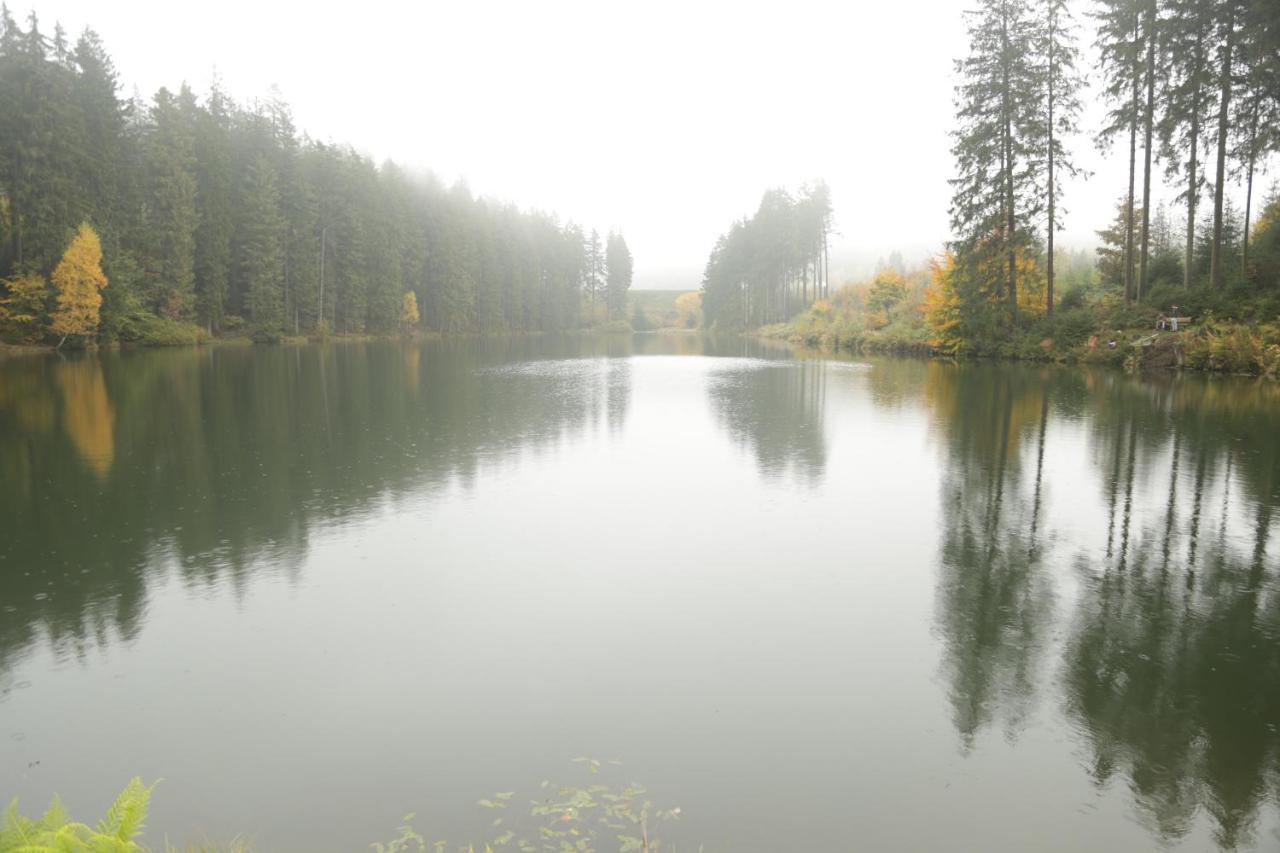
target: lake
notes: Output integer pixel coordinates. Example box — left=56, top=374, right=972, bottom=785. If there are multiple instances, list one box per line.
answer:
left=1, top=335, right=1278, bottom=852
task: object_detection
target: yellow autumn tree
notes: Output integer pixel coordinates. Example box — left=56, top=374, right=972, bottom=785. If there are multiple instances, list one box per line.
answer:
left=50, top=223, right=109, bottom=348
left=399, top=290, right=420, bottom=334
left=923, top=253, right=965, bottom=354
left=0, top=273, right=50, bottom=342
left=674, top=291, right=702, bottom=328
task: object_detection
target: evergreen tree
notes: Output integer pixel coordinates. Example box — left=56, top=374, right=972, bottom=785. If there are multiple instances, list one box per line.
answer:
left=585, top=228, right=604, bottom=317
left=950, top=0, right=1042, bottom=318
left=1034, top=0, right=1084, bottom=316
left=1208, top=0, right=1242, bottom=289
left=605, top=231, right=633, bottom=320
left=142, top=86, right=197, bottom=318
left=239, top=154, right=284, bottom=339
left=1094, top=0, right=1144, bottom=301
left=1158, top=0, right=1215, bottom=288
left=193, top=76, right=234, bottom=331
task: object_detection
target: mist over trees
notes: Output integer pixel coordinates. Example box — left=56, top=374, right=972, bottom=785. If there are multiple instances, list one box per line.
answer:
left=700, top=182, right=833, bottom=329
left=948, top=0, right=1277, bottom=325
left=701, top=0, right=1278, bottom=350
left=0, top=9, right=623, bottom=343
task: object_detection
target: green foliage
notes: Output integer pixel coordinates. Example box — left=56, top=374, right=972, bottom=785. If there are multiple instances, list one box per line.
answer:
left=1, top=777, right=156, bottom=852
left=0, top=16, right=611, bottom=345
left=605, top=232, right=633, bottom=321
left=116, top=312, right=203, bottom=346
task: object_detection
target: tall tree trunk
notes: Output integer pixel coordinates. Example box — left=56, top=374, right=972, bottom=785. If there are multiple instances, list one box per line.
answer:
left=1124, top=13, right=1140, bottom=302
left=1002, top=6, right=1017, bottom=315
left=1139, top=0, right=1156, bottom=302
left=1242, top=100, right=1258, bottom=279
left=1047, top=3, right=1056, bottom=319
left=1210, top=3, right=1235, bottom=290
left=1184, top=80, right=1200, bottom=288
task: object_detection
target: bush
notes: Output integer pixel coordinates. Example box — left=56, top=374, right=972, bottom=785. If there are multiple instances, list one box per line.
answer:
left=1051, top=306, right=1095, bottom=348
left=116, top=312, right=203, bottom=346
left=631, top=305, right=653, bottom=332
left=1058, top=287, right=1087, bottom=311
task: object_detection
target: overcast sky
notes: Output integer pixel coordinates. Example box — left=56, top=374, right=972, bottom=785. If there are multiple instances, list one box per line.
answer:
left=25, top=0, right=1276, bottom=287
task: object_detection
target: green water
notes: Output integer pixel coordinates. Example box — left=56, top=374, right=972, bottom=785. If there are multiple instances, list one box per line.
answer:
left=1, top=335, right=1278, bottom=852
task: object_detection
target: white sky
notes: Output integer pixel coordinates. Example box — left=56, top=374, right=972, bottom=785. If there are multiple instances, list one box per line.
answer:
left=24, top=0, right=1276, bottom=287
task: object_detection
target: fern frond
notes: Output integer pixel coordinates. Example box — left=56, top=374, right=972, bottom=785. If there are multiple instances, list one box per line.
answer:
left=95, top=777, right=156, bottom=842
left=39, top=796, right=71, bottom=833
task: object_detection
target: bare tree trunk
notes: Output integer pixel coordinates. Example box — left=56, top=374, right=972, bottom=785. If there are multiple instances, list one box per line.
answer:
left=1139, top=0, right=1156, bottom=302
left=1124, top=13, right=1140, bottom=302
left=1210, top=3, right=1235, bottom=290
left=1242, top=100, right=1258, bottom=279
left=317, top=225, right=326, bottom=331
left=1002, top=5, right=1017, bottom=315
left=1184, top=87, right=1200, bottom=288
left=1047, top=3, right=1056, bottom=318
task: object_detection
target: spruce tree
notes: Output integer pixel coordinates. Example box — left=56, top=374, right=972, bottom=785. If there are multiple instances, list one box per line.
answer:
left=950, top=0, right=1041, bottom=318
left=1034, top=0, right=1083, bottom=316
left=1158, top=0, right=1215, bottom=288
left=605, top=232, right=633, bottom=321
left=239, top=154, right=285, bottom=339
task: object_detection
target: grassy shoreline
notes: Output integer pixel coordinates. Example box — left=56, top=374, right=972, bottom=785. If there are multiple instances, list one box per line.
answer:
left=758, top=319, right=1280, bottom=378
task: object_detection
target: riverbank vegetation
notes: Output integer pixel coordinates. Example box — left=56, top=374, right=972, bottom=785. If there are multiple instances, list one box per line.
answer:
left=0, top=12, right=633, bottom=349
left=2, top=765, right=681, bottom=853
left=708, top=0, right=1280, bottom=375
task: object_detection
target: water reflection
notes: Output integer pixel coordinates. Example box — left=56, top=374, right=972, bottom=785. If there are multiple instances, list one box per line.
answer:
left=1063, top=373, right=1280, bottom=850
left=926, top=364, right=1056, bottom=746
left=2, top=339, right=1279, bottom=851
left=927, top=363, right=1280, bottom=848
left=0, top=337, right=642, bottom=675
left=708, top=361, right=828, bottom=482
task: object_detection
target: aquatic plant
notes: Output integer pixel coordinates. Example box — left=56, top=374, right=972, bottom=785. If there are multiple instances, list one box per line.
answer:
left=371, top=759, right=683, bottom=853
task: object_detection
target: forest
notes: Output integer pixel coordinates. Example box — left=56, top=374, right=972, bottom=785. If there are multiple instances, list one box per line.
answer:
left=0, top=9, right=633, bottom=346
left=703, top=0, right=1280, bottom=370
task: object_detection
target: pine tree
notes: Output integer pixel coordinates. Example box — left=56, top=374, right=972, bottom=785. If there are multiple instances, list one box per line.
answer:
left=239, top=154, right=285, bottom=339
left=1033, top=0, right=1083, bottom=316
left=1158, top=0, right=1215, bottom=288
left=585, top=228, right=604, bottom=318
left=950, top=0, right=1042, bottom=318
left=1094, top=0, right=1144, bottom=302
left=605, top=231, right=633, bottom=321
left=1208, top=0, right=1242, bottom=289
left=192, top=76, right=234, bottom=331
left=143, top=86, right=197, bottom=318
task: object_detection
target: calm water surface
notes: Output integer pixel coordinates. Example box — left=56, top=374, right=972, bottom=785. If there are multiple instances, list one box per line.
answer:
left=1, top=335, right=1278, bottom=851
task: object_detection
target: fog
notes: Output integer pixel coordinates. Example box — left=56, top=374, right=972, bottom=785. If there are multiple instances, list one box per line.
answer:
left=25, top=0, right=1274, bottom=287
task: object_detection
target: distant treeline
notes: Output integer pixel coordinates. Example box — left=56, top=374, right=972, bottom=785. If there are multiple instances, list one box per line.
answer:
left=0, top=9, right=632, bottom=343
left=701, top=182, right=833, bottom=329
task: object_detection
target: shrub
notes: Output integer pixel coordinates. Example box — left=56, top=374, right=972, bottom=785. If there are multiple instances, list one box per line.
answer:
left=117, top=312, right=203, bottom=346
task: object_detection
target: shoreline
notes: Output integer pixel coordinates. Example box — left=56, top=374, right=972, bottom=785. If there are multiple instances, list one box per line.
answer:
left=752, top=318, right=1280, bottom=380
